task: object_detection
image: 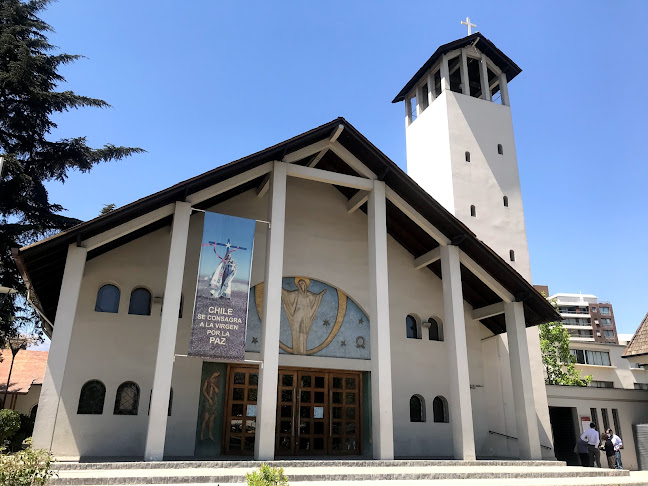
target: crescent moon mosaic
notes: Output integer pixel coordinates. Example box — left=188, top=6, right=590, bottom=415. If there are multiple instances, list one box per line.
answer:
left=245, top=277, right=371, bottom=360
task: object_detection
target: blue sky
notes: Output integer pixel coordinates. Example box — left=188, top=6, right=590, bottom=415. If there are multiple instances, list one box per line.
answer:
left=38, top=1, right=647, bottom=335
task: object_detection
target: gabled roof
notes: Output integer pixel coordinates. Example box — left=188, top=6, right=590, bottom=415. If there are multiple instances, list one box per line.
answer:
left=0, top=349, right=47, bottom=395
left=623, top=312, right=648, bottom=359
left=392, top=32, right=522, bottom=103
left=14, top=118, right=559, bottom=335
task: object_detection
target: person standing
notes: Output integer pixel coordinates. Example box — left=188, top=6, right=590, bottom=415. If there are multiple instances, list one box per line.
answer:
left=600, top=433, right=617, bottom=469
left=606, top=428, right=623, bottom=469
left=576, top=437, right=590, bottom=467
left=581, top=422, right=601, bottom=468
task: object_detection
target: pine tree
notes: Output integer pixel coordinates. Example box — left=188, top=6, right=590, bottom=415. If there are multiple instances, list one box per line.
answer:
left=0, top=0, right=144, bottom=342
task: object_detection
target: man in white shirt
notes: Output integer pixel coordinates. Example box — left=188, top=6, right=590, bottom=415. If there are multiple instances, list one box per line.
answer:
left=580, top=422, right=601, bottom=467
left=606, top=428, right=623, bottom=469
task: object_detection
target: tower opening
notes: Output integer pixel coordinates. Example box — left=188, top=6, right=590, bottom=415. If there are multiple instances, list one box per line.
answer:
left=467, top=57, right=482, bottom=98
left=448, top=56, right=462, bottom=93
left=470, top=205, right=476, bottom=217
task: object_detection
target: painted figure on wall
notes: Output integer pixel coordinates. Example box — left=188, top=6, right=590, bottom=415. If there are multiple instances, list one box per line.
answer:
left=200, top=370, right=221, bottom=441
left=281, top=278, right=327, bottom=355
left=247, top=277, right=370, bottom=359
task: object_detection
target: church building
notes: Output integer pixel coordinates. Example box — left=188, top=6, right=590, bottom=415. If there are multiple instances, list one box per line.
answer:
left=15, top=33, right=560, bottom=461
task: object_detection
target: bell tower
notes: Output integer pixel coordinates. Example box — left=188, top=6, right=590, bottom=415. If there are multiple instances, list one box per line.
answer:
left=393, top=32, right=532, bottom=281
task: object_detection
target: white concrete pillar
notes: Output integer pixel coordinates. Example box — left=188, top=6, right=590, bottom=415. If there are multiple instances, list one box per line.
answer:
left=505, top=302, right=542, bottom=459
left=460, top=49, right=470, bottom=96
left=32, top=244, right=87, bottom=451
left=367, top=180, right=394, bottom=460
left=440, top=245, right=476, bottom=460
left=499, top=72, right=510, bottom=106
left=144, top=201, right=192, bottom=461
left=440, top=54, right=450, bottom=92
left=254, top=161, right=287, bottom=460
left=480, top=54, right=491, bottom=101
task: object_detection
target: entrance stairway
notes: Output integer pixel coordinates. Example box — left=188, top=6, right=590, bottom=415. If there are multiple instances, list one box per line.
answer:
left=49, top=459, right=648, bottom=485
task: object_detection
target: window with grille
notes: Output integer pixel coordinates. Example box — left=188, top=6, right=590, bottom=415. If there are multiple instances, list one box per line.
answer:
left=433, top=396, right=449, bottom=423
left=409, top=395, right=425, bottom=422
left=601, top=408, right=610, bottom=430
left=590, top=381, right=614, bottom=388
left=77, top=380, right=106, bottom=414
left=612, top=409, right=622, bottom=439
left=128, top=288, right=151, bottom=315
left=114, top=382, right=140, bottom=415
left=95, top=285, right=120, bottom=313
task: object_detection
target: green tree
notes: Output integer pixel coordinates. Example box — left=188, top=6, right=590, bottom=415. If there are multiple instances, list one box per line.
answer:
left=0, top=0, right=143, bottom=342
left=539, top=321, right=592, bottom=386
left=99, top=203, right=116, bottom=215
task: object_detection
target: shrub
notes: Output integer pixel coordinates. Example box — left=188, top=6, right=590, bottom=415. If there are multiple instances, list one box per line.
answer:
left=0, top=447, right=56, bottom=486
left=246, top=463, right=289, bottom=486
left=0, top=410, right=21, bottom=446
left=9, top=414, right=35, bottom=452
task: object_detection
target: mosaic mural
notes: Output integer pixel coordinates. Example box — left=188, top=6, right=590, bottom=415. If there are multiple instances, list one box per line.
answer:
left=245, top=277, right=370, bottom=359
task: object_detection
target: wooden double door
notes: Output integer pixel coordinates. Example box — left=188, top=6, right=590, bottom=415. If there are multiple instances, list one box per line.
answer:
left=224, top=366, right=362, bottom=456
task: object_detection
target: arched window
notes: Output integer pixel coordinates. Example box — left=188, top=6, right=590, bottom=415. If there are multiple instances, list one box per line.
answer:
left=433, top=396, right=449, bottom=423
left=128, top=288, right=151, bottom=316
left=77, top=380, right=106, bottom=414
left=509, top=249, right=515, bottom=262
left=95, top=285, right=120, bottom=313
left=503, top=196, right=509, bottom=207
left=406, top=315, right=419, bottom=339
left=410, top=395, right=425, bottom=422
left=470, top=205, right=476, bottom=217
left=29, top=404, right=38, bottom=421
left=497, top=144, right=504, bottom=155
left=114, top=381, right=140, bottom=415
left=465, top=151, right=470, bottom=162
left=428, top=318, right=443, bottom=341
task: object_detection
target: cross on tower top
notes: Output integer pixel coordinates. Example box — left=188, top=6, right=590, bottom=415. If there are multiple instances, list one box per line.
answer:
left=461, top=16, right=476, bottom=35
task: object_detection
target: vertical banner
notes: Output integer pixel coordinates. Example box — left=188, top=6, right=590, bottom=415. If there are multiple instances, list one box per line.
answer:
left=189, top=212, right=256, bottom=360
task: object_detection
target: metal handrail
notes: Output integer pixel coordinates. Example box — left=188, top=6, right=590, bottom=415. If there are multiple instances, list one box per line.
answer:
left=488, top=430, right=553, bottom=450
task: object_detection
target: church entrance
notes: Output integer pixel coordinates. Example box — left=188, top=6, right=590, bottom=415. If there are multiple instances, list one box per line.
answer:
left=223, top=365, right=362, bottom=456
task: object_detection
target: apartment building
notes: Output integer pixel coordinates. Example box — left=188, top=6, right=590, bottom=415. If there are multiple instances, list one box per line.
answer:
left=549, top=292, right=619, bottom=344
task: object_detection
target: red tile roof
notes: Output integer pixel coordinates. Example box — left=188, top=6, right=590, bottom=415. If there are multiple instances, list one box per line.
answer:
left=0, top=349, right=48, bottom=394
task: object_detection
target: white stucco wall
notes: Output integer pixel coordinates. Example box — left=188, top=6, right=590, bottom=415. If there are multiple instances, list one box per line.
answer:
left=46, top=177, right=526, bottom=460
left=11, top=385, right=41, bottom=417
left=406, top=90, right=531, bottom=282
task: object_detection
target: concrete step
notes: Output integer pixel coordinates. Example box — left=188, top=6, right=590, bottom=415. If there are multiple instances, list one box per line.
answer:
left=53, top=459, right=566, bottom=470
left=49, top=462, right=633, bottom=485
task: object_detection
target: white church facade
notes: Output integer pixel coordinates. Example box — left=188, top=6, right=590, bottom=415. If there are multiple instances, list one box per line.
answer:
left=15, top=33, right=560, bottom=461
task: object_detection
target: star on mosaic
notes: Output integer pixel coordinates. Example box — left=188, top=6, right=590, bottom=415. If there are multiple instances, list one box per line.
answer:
left=340, top=340, right=346, bottom=347
left=358, top=317, right=364, bottom=326
left=323, top=319, right=330, bottom=327
left=252, top=337, right=258, bottom=344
